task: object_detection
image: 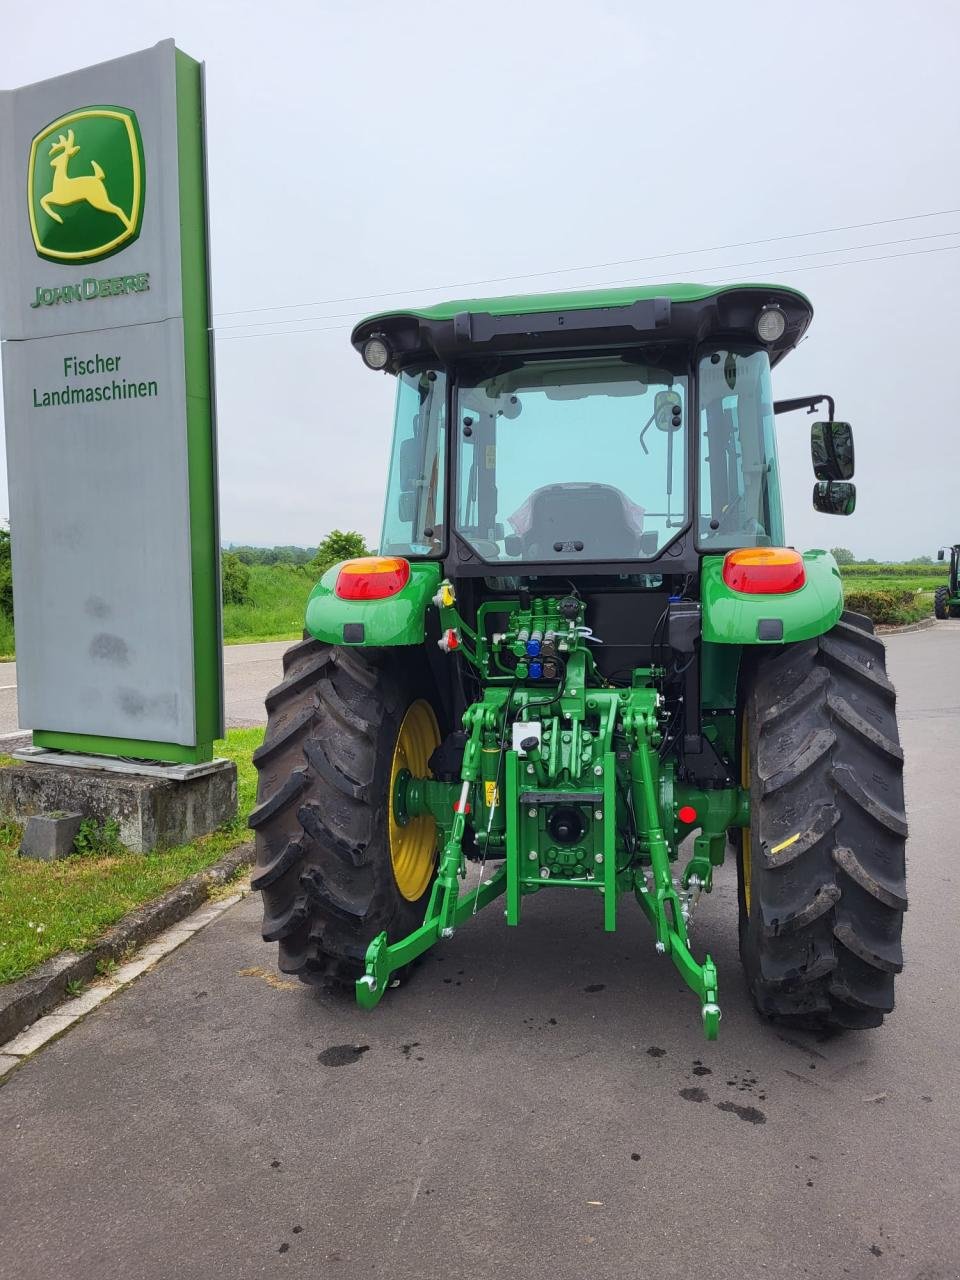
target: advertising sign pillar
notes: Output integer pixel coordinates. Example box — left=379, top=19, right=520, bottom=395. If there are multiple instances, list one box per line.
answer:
left=0, top=41, right=223, bottom=764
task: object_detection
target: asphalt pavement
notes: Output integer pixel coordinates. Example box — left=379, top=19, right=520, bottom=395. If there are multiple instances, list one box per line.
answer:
left=1, top=625, right=958, bottom=1280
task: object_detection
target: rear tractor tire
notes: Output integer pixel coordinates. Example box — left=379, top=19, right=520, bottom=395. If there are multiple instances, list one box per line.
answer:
left=934, top=587, right=949, bottom=620
left=249, top=638, right=442, bottom=987
left=737, top=610, right=907, bottom=1031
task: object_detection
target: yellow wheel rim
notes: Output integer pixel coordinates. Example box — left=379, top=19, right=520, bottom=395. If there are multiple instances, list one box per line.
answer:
left=741, top=718, right=752, bottom=914
left=389, top=699, right=441, bottom=901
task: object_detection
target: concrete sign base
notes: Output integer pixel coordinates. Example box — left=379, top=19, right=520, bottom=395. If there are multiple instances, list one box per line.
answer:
left=0, top=756, right=236, bottom=852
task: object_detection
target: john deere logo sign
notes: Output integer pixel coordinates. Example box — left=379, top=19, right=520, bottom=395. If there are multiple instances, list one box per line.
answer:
left=28, top=106, right=144, bottom=264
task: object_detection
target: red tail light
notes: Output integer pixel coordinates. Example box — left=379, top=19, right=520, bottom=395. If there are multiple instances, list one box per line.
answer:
left=722, top=547, right=806, bottom=594
left=335, top=556, right=410, bottom=600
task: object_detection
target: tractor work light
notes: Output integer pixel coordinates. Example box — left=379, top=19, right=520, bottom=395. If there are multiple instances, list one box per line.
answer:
left=362, top=335, right=391, bottom=370
left=755, top=305, right=787, bottom=344
left=335, top=556, right=410, bottom=600
left=722, top=547, right=806, bottom=594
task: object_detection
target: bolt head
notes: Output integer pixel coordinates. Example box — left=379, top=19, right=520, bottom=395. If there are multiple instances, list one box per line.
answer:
left=594, top=809, right=603, bottom=820
left=528, top=807, right=537, bottom=818
left=527, top=764, right=535, bottom=775
left=441, top=927, right=454, bottom=938
left=540, top=867, right=550, bottom=879
left=594, top=853, right=604, bottom=864
left=655, top=941, right=666, bottom=954
left=593, top=764, right=603, bottom=777
left=528, top=850, right=538, bottom=860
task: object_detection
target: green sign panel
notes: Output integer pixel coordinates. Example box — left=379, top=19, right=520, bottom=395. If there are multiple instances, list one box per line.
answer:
left=28, top=106, right=145, bottom=264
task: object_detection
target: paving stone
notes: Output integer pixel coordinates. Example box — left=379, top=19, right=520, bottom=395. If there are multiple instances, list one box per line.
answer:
left=3, top=1014, right=78, bottom=1056
left=109, top=957, right=159, bottom=985
left=56, top=986, right=114, bottom=1017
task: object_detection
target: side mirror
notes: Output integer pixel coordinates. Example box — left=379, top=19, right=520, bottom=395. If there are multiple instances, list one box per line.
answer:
left=811, top=421, right=854, bottom=480
left=398, top=438, right=420, bottom=491
left=813, top=480, right=856, bottom=516
left=938, top=548, right=945, bottom=562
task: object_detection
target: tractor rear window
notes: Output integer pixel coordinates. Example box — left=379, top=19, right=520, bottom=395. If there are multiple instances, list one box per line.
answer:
left=455, top=358, right=688, bottom=563
left=380, top=368, right=447, bottom=557
left=697, top=349, right=784, bottom=549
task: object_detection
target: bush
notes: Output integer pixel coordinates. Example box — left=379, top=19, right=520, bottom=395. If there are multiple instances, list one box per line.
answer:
left=221, top=551, right=252, bottom=606
left=0, top=524, right=13, bottom=623
left=309, top=530, right=370, bottom=575
left=839, top=562, right=945, bottom=580
left=844, top=588, right=929, bottom=626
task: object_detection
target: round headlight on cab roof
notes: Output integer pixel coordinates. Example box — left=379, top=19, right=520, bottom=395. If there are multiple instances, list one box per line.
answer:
left=755, top=305, right=787, bottom=344
left=362, top=335, right=391, bottom=370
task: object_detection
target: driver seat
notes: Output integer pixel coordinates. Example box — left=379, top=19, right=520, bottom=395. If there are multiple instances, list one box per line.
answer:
left=520, top=483, right=644, bottom=560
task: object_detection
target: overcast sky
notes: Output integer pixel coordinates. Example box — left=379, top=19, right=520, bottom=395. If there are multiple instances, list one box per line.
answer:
left=1, top=0, right=958, bottom=560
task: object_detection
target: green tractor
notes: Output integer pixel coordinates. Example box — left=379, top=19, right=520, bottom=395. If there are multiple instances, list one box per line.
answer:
left=934, top=545, right=960, bottom=619
left=250, top=283, right=907, bottom=1040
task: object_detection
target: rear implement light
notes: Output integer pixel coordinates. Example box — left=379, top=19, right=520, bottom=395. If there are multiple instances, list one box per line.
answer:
left=722, top=547, right=806, bottom=595
left=335, top=556, right=410, bottom=600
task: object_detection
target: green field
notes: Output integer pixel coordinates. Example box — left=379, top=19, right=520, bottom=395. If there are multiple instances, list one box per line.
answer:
left=222, top=563, right=314, bottom=644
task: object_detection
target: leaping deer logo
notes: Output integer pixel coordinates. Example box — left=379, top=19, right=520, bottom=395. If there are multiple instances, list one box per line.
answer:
left=40, top=129, right=132, bottom=230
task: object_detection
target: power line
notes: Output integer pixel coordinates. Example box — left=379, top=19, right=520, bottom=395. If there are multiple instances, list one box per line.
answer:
left=564, top=234, right=960, bottom=294
left=215, top=228, right=959, bottom=332
left=214, top=238, right=960, bottom=342
left=212, top=206, right=960, bottom=321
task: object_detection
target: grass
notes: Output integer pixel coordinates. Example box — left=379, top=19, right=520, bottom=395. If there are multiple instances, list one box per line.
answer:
left=0, top=614, right=13, bottom=661
left=0, top=726, right=264, bottom=985
left=222, top=563, right=315, bottom=645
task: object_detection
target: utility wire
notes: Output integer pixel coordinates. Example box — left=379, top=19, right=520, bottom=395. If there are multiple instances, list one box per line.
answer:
left=215, top=228, right=959, bottom=332
left=212, top=206, right=960, bottom=321
left=214, top=239, right=960, bottom=342
left=565, top=234, right=960, bottom=295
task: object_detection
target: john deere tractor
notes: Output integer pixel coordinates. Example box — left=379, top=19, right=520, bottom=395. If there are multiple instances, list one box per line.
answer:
left=934, top=545, right=960, bottom=618
left=250, top=283, right=907, bottom=1040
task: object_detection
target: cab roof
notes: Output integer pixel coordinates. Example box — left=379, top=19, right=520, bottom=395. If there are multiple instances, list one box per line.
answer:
left=351, top=281, right=814, bottom=372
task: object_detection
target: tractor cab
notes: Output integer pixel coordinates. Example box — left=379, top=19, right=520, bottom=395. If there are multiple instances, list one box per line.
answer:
left=359, top=283, right=854, bottom=582
left=935, top=544, right=960, bottom=618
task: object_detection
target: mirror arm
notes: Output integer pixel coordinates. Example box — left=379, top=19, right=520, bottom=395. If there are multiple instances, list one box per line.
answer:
left=774, top=394, right=835, bottom=422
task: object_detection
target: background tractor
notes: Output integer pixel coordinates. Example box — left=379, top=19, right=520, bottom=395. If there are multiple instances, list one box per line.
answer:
left=934, top=545, right=960, bottom=618
left=250, top=283, right=907, bottom=1040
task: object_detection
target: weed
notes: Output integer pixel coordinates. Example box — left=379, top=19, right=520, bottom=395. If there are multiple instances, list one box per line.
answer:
left=73, top=817, right=124, bottom=858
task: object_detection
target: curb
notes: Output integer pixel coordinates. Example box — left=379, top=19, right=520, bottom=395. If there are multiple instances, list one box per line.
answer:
left=876, top=617, right=938, bottom=636
left=0, top=841, right=254, bottom=1045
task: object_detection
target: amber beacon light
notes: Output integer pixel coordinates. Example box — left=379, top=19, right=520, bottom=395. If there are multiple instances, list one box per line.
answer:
left=721, top=547, right=806, bottom=594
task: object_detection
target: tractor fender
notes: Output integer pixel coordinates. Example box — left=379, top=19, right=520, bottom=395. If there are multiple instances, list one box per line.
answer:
left=304, top=560, right=442, bottom=647
left=701, top=550, right=843, bottom=645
